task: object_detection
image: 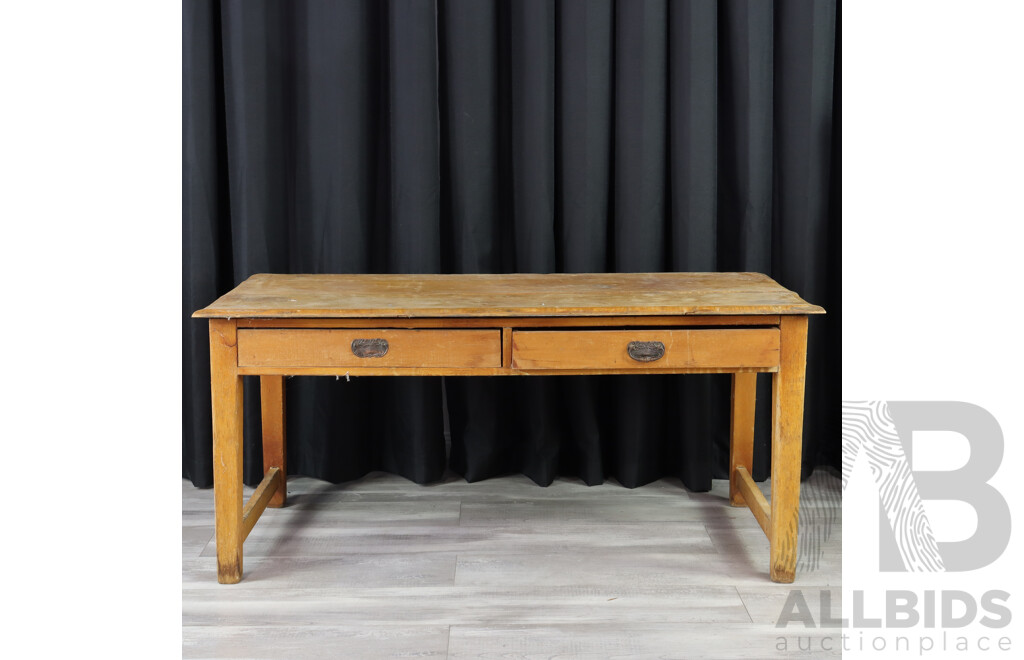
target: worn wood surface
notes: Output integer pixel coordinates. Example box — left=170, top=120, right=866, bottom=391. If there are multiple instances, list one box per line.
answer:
left=511, top=329, right=780, bottom=370
left=241, top=467, right=281, bottom=541
left=193, top=272, right=825, bottom=318
left=197, top=272, right=822, bottom=588
left=260, top=376, right=287, bottom=507
left=235, top=365, right=778, bottom=377
left=769, top=315, right=809, bottom=583
left=734, top=466, right=771, bottom=538
left=236, top=315, right=783, bottom=329
left=208, top=318, right=243, bottom=584
left=501, top=327, right=513, bottom=367
left=729, top=372, right=758, bottom=506
left=237, top=329, right=502, bottom=369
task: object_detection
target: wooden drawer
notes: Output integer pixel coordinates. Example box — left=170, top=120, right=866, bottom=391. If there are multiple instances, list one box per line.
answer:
left=237, top=329, right=501, bottom=368
left=511, top=328, right=780, bottom=370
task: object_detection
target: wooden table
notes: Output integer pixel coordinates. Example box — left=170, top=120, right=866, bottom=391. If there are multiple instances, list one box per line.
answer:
left=193, top=273, right=824, bottom=584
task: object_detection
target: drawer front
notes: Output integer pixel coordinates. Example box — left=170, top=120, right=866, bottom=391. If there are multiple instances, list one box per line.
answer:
left=237, top=329, right=502, bottom=368
left=511, top=328, right=780, bottom=370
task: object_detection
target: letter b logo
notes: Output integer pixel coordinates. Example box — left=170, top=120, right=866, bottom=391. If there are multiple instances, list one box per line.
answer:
left=842, top=401, right=1010, bottom=571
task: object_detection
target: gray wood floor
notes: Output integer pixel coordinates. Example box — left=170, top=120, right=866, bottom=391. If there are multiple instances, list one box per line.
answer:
left=183, top=469, right=841, bottom=659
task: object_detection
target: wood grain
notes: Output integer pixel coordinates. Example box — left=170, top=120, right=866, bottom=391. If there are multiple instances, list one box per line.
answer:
left=734, top=466, right=771, bottom=538
left=195, top=273, right=824, bottom=587
left=208, top=318, right=243, bottom=584
left=236, top=315, right=783, bottom=329
left=769, top=315, right=809, bottom=583
left=501, top=327, right=513, bottom=367
left=729, top=372, right=758, bottom=506
left=260, top=376, right=286, bottom=507
left=237, top=329, right=501, bottom=369
left=241, top=467, right=282, bottom=541
left=235, top=365, right=778, bottom=377
left=511, top=329, right=780, bottom=370
left=192, top=272, right=825, bottom=318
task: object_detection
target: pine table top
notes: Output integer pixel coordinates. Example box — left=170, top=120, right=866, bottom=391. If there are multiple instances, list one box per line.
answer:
left=193, top=272, right=825, bottom=319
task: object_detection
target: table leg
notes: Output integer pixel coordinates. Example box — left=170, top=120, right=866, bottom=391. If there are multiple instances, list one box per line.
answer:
left=260, top=376, right=287, bottom=507
left=209, top=318, right=244, bottom=584
left=769, top=315, right=809, bottom=583
left=729, top=372, right=757, bottom=506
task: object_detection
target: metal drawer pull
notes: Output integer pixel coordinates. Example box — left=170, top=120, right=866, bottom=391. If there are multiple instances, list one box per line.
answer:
left=627, top=340, right=665, bottom=362
left=351, top=338, right=389, bottom=358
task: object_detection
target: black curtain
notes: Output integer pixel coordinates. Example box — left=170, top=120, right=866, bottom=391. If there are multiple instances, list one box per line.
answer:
left=184, top=0, right=840, bottom=490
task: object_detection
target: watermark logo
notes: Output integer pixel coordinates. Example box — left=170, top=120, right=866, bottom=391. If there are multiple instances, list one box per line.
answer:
left=774, top=401, right=1014, bottom=654
left=842, top=401, right=1010, bottom=571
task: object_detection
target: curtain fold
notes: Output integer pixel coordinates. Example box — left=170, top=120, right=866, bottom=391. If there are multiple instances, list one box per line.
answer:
left=183, top=0, right=840, bottom=490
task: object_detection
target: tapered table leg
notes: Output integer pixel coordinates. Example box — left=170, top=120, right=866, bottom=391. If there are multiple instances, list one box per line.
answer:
left=729, top=372, right=757, bottom=506
left=769, top=315, right=808, bottom=583
left=209, top=318, right=244, bottom=584
left=260, top=376, right=287, bottom=507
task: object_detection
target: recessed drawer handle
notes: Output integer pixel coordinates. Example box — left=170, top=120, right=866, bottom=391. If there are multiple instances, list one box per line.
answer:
left=351, top=338, right=389, bottom=358
left=627, top=340, right=665, bottom=362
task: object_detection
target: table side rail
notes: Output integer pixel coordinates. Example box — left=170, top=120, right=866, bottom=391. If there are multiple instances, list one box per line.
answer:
left=236, top=315, right=782, bottom=329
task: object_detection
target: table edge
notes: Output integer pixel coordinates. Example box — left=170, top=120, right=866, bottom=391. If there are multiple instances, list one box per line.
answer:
left=192, top=306, right=826, bottom=319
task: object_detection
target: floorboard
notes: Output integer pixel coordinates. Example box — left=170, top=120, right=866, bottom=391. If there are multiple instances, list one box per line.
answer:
left=183, top=469, right=842, bottom=658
